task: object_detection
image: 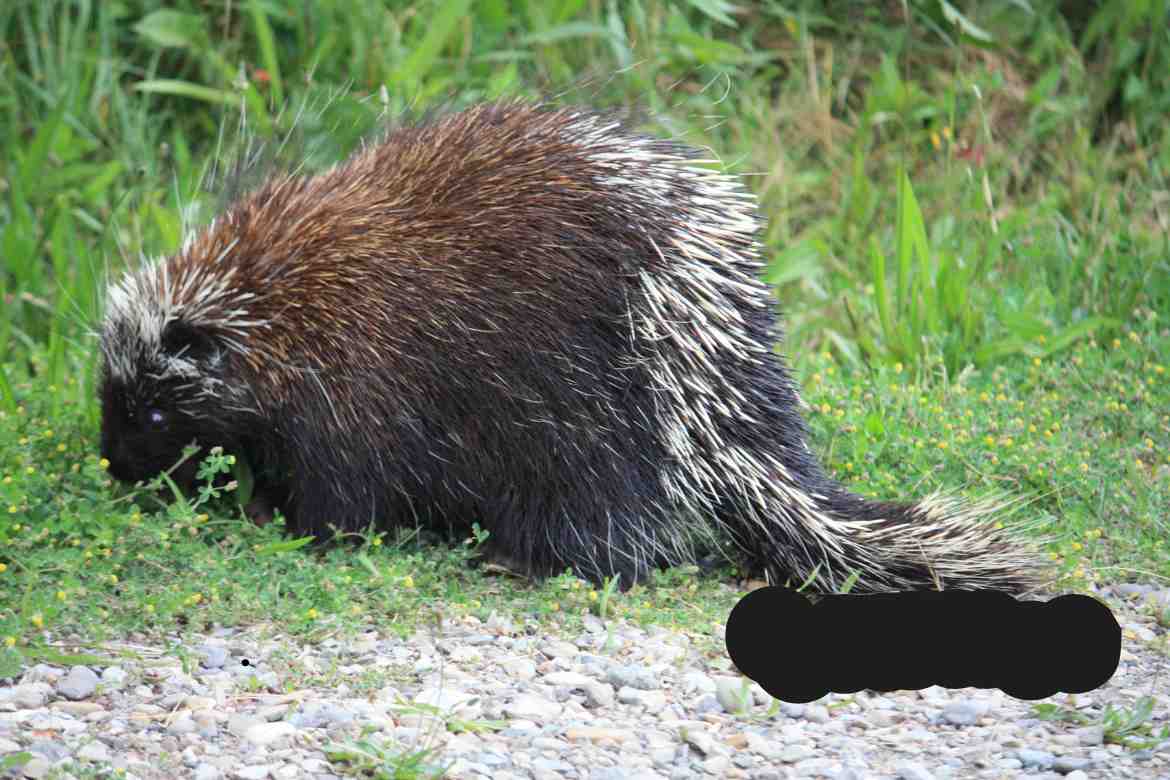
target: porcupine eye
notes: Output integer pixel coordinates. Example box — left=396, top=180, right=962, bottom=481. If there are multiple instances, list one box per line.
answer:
left=143, top=408, right=168, bottom=432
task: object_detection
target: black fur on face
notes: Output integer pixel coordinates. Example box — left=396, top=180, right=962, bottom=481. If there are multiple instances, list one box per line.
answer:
left=98, top=322, right=235, bottom=490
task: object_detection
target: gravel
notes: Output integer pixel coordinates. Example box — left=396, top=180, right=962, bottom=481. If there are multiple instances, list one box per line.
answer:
left=1, top=584, right=1167, bottom=780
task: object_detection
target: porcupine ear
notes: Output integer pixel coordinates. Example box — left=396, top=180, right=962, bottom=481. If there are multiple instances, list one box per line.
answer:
left=161, top=320, right=220, bottom=365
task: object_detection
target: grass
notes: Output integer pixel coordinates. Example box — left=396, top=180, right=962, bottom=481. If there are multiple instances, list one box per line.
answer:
left=1, top=0, right=1169, bottom=774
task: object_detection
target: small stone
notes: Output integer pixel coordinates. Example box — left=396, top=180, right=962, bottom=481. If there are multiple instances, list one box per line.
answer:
left=101, top=666, right=128, bottom=686
left=503, top=693, right=562, bottom=721
left=1015, top=749, right=1054, bottom=769
left=77, top=741, right=112, bottom=762
left=183, top=695, right=217, bottom=711
left=288, top=702, right=356, bottom=729
left=234, top=766, right=273, bottom=780
left=607, top=664, right=658, bottom=691
left=541, top=640, right=578, bottom=659
left=941, top=700, right=989, bottom=726
left=194, top=764, right=224, bottom=780
left=780, top=745, right=814, bottom=763
left=683, top=729, right=722, bottom=757
left=4, top=683, right=50, bottom=709
left=244, top=721, right=297, bottom=746
left=544, top=671, right=592, bottom=687
left=618, top=687, right=667, bottom=711
left=228, top=715, right=264, bottom=737
left=198, top=644, right=229, bottom=669
left=1053, top=757, right=1092, bottom=773
left=169, top=713, right=198, bottom=735
left=501, top=657, right=537, bottom=680
left=566, top=726, right=631, bottom=743
left=581, top=681, right=615, bottom=708
left=714, top=676, right=751, bottom=714
left=28, top=740, right=71, bottom=762
left=682, top=671, right=716, bottom=695
left=56, top=666, right=100, bottom=700
left=51, top=701, right=104, bottom=717
left=802, top=703, right=830, bottom=723
left=793, top=757, right=837, bottom=777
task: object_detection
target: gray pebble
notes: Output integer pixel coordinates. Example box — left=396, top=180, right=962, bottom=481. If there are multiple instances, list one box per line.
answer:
left=714, top=676, right=751, bottom=714
left=1052, top=756, right=1092, bottom=772
left=940, top=699, right=989, bottom=726
left=234, top=765, right=273, bottom=780
left=802, top=703, right=830, bottom=723
left=76, top=740, right=112, bottom=762
left=288, top=702, right=356, bottom=729
left=1015, top=749, right=1055, bottom=769
left=194, top=763, right=224, bottom=780
left=581, top=681, right=615, bottom=708
left=56, top=665, right=100, bottom=700
left=244, top=721, right=297, bottom=746
left=607, top=664, right=659, bottom=690
left=28, top=740, right=71, bottom=762
left=4, top=682, right=50, bottom=709
left=780, top=745, right=814, bottom=763
left=198, top=644, right=229, bottom=669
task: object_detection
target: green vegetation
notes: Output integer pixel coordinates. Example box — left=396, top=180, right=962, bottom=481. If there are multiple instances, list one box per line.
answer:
left=1, top=0, right=1167, bottom=701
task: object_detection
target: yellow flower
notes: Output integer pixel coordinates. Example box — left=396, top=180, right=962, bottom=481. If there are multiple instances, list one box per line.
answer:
left=402, top=575, right=415, bottom=589
left=30, top=614, right=44, bottom=629
left=56, top=590, right=66, bottom=601
left=3, top=636, right=14, bottom=648
left=0, top=563, right=6, bottom=573
left=306, top=608, right=318, bottom=619
left=99, top=458, right=110, bottom=469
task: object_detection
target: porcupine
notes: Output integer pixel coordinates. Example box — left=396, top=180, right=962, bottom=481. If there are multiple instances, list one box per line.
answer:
left=98, top=101, right=1044, bottom=594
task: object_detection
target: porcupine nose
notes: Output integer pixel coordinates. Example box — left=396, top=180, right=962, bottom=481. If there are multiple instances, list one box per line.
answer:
left=100, top=437, right=135, bottom=483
